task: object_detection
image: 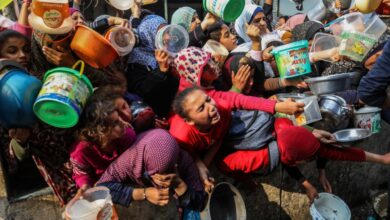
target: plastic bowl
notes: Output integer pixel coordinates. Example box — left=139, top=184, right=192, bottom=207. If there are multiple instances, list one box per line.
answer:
left=109, top=0, right=133, bottom=10
left=310, top=193, right=351, bottom=220
left=105, top=26, right=136, bottom=57
left=155, top=24, right=189, bottom=56
left=71, top=25, right=119, bottom=68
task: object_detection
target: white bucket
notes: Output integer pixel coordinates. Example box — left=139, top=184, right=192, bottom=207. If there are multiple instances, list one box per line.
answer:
left=310, top=193, right=351, bottom=220
left=353, top=106, right=382, bottom=134
left=65, top=187, right=113, bottom=220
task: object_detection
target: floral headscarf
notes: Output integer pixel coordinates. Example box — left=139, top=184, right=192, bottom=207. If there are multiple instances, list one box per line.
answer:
left=171, top=7, right=196, bottom=32
left=173, top=47, right=211, bottom=86
left=127, top=15, right=167, bottom=69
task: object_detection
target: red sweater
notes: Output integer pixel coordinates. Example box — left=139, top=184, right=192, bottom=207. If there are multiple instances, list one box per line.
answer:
left=169, top=94, right=276, bottom=154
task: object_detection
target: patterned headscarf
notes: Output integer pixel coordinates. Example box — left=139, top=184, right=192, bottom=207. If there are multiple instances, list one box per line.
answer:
left=127, top=15, right=167, bottom=69
left=235, top=4, right=264, bottom=43
left=173, top=47, right=211, bottom=86
left=171, top=7, right=197, bottom=32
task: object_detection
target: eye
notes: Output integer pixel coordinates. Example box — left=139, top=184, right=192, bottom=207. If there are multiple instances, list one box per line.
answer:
left=6, top=46, right=17, bottom=54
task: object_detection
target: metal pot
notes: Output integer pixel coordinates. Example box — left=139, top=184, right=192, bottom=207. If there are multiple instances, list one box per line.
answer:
left=304, top=72, right=357, bottom=95
left=311, top=95, right=352, bottom=132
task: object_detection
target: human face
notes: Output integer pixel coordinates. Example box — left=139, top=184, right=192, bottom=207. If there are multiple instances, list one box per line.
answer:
left=219, top=25, right=237, bottom=52
left=71, top=11, right=85, bottom=26
left=364, top=50, right=383, bottom=70
left=183, top=90, right=220, bottom=131
left=250, top=12, right=268, bottom=35
left=114, top=98, right=132, bottom=123
left=0, top=37, right=30, bottom=69
left=106, top=110, right=126, bottom=140
left=190, top=14, right=201, bottom=32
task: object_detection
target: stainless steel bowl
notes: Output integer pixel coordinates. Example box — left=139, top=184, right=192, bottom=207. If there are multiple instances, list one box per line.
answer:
left=276, top=93, right=310, bottom=102
left=333, top=128, right=372, bottom=146
left=311, top=95, right=352, bottom=132
left=304, top=72, right=357, bottom=95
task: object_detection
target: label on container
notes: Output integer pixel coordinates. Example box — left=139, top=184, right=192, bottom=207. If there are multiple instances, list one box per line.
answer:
left=275, top=47, right=311, bottom=78
left=339, top=32, right=376, bottom=62
left=355, top=112, right=381, bottom=134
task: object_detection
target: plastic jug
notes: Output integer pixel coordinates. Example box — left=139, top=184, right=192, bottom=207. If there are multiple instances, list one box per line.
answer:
left=29, top=0, right=73, bottom=34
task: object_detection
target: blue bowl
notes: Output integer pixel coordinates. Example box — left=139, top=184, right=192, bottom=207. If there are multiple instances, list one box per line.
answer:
left=0, top=69, right=42, bottom=128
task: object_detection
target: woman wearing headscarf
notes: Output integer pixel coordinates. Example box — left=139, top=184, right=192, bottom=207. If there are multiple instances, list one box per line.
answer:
left=171, top=7, right=218, bottom=47
left=96, top=129, right=206, bottom=211
left=126, top=15, right=179, bottom=117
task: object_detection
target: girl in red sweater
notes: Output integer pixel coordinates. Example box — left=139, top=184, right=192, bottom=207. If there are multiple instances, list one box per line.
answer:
left=169, top=87, right=390, bottom=202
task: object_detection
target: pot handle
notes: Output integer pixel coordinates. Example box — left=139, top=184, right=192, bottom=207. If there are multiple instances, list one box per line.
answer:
left=72, top=60, right=85, bottom=77
left=341, top=105, right=353, bottom=117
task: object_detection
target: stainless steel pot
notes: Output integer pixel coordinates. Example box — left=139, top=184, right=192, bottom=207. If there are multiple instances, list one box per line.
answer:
left=305, top=72, right=357, bottom=95
left=311, top=95, right=352, bottom=132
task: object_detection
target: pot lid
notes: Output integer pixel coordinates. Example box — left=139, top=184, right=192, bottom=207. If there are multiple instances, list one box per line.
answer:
left=354, top=106, right=382, bottom=114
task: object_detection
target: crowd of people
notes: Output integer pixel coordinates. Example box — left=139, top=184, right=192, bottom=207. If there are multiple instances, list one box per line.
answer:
left=1, top=0, right=390, bottom=217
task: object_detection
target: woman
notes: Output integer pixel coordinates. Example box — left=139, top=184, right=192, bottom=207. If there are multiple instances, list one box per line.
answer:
left=126, top=15, right=179, bottom=117
left=0, top=30, right=31, bottom=70
left=96, top=129, right=206, bottom=211
left=170, top=87, right=390, bottom=202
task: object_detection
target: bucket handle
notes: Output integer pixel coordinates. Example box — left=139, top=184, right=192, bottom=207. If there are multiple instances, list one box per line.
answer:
left=72, top=60, right=85, bottom=77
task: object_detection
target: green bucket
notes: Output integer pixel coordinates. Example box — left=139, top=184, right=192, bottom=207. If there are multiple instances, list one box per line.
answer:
left=203, top=0, right=245, bottom=23
left=33, top=61, right=93, bottom=128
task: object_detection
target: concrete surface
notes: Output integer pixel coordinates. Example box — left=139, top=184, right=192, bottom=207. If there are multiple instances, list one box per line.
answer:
left=0, top=121, right=389, bottom=220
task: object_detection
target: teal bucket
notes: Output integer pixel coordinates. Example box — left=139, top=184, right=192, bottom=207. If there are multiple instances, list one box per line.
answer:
left=272, top=40, right=312, bottom=79
left=203, top=0, right=245, bottom=23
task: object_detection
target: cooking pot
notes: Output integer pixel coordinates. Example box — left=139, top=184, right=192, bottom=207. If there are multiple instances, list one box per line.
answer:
left=311, top=95, right=352, bottom=132
left=71, top=25, right=119, bottom=69
left=305, top=72, right=357, bottom=95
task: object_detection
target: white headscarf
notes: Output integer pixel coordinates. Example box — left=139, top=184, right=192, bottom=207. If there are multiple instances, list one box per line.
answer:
left=234, top=4, right=264, bottom=43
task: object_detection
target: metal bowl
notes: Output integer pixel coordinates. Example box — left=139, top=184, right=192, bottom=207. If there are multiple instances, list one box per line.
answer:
left=304, top=72, right=357, bottom=95
left=333, top=128, right=372, bottom=146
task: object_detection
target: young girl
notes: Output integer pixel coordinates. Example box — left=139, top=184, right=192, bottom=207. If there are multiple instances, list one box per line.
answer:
left=170, top=87, right=390, bottom=202
left=0, top=30, right=31, bottom=70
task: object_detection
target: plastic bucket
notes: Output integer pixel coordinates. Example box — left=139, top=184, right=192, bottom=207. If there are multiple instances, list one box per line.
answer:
left=310, top=193, right=351, bottom=220
left=203, top=0, right=245, bottom=22
left=65, top=186, right=113, bottom=220
left=200, top=182, right=246, bottom=220
left=271, top=40, right=312, bottom=79
left=339, top=31, right=376, bottom=62
left=0, top=68, right=42, bottom=128
left=155, top=25, right=189, bottom=56
left=353, top=106, right=381, bottom=134
left=105, top=26, right=136, bottom=57
left=33, top=61, right=93, bottom=128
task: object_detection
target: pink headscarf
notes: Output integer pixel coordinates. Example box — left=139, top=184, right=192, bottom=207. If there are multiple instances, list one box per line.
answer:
left=285, top=13, right=307, bottom=30
left=70, top=7, right=80, bottom=15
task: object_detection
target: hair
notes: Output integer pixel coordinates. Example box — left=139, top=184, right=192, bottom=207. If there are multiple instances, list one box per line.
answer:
left=78, top=88, right=121, bottom=148
left=266, top=40, right=284, bottom=48
left=0, top=30, right=29, bottom=55
left=208, top=21, right=225, bottom=42
left=172, top=86, right=202, bottom=119
left=238, top=56, right=255, bottom=70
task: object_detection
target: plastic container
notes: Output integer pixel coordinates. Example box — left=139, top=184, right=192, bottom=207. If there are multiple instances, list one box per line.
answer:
left=290, top=96, right=322, bottom=126
left=29, top=0, right=73, bottom=34
left=65, top=187, right=113, bottom=220
left=307, top=0, right=327, bottom=22
left=353, top=106, right=382, bottom=134
left=33, top=61, right=93, bottom=128
left=310, top=33, right=341, bottom=63
left=202, top=40, right=229, bottom=64
left=105, top=26, right=136, bottom=57
left=109, top=0, right=133, bottom=10
left=339, top=31, right=376, bottom=62
left=330, top=12, right=386, bottom=40
left=0, top=0, right=12, bottom=10
left=155, top=25, right=189, bottom=56
left=203, top=0, right=245, bottom=23
left=271, top=40, right=312, bottom=79
left=200, top=182, right=246, bottom=220
left=0, top=68, right=42, bottom=128
left=310, top=193, right=351, bottom=220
